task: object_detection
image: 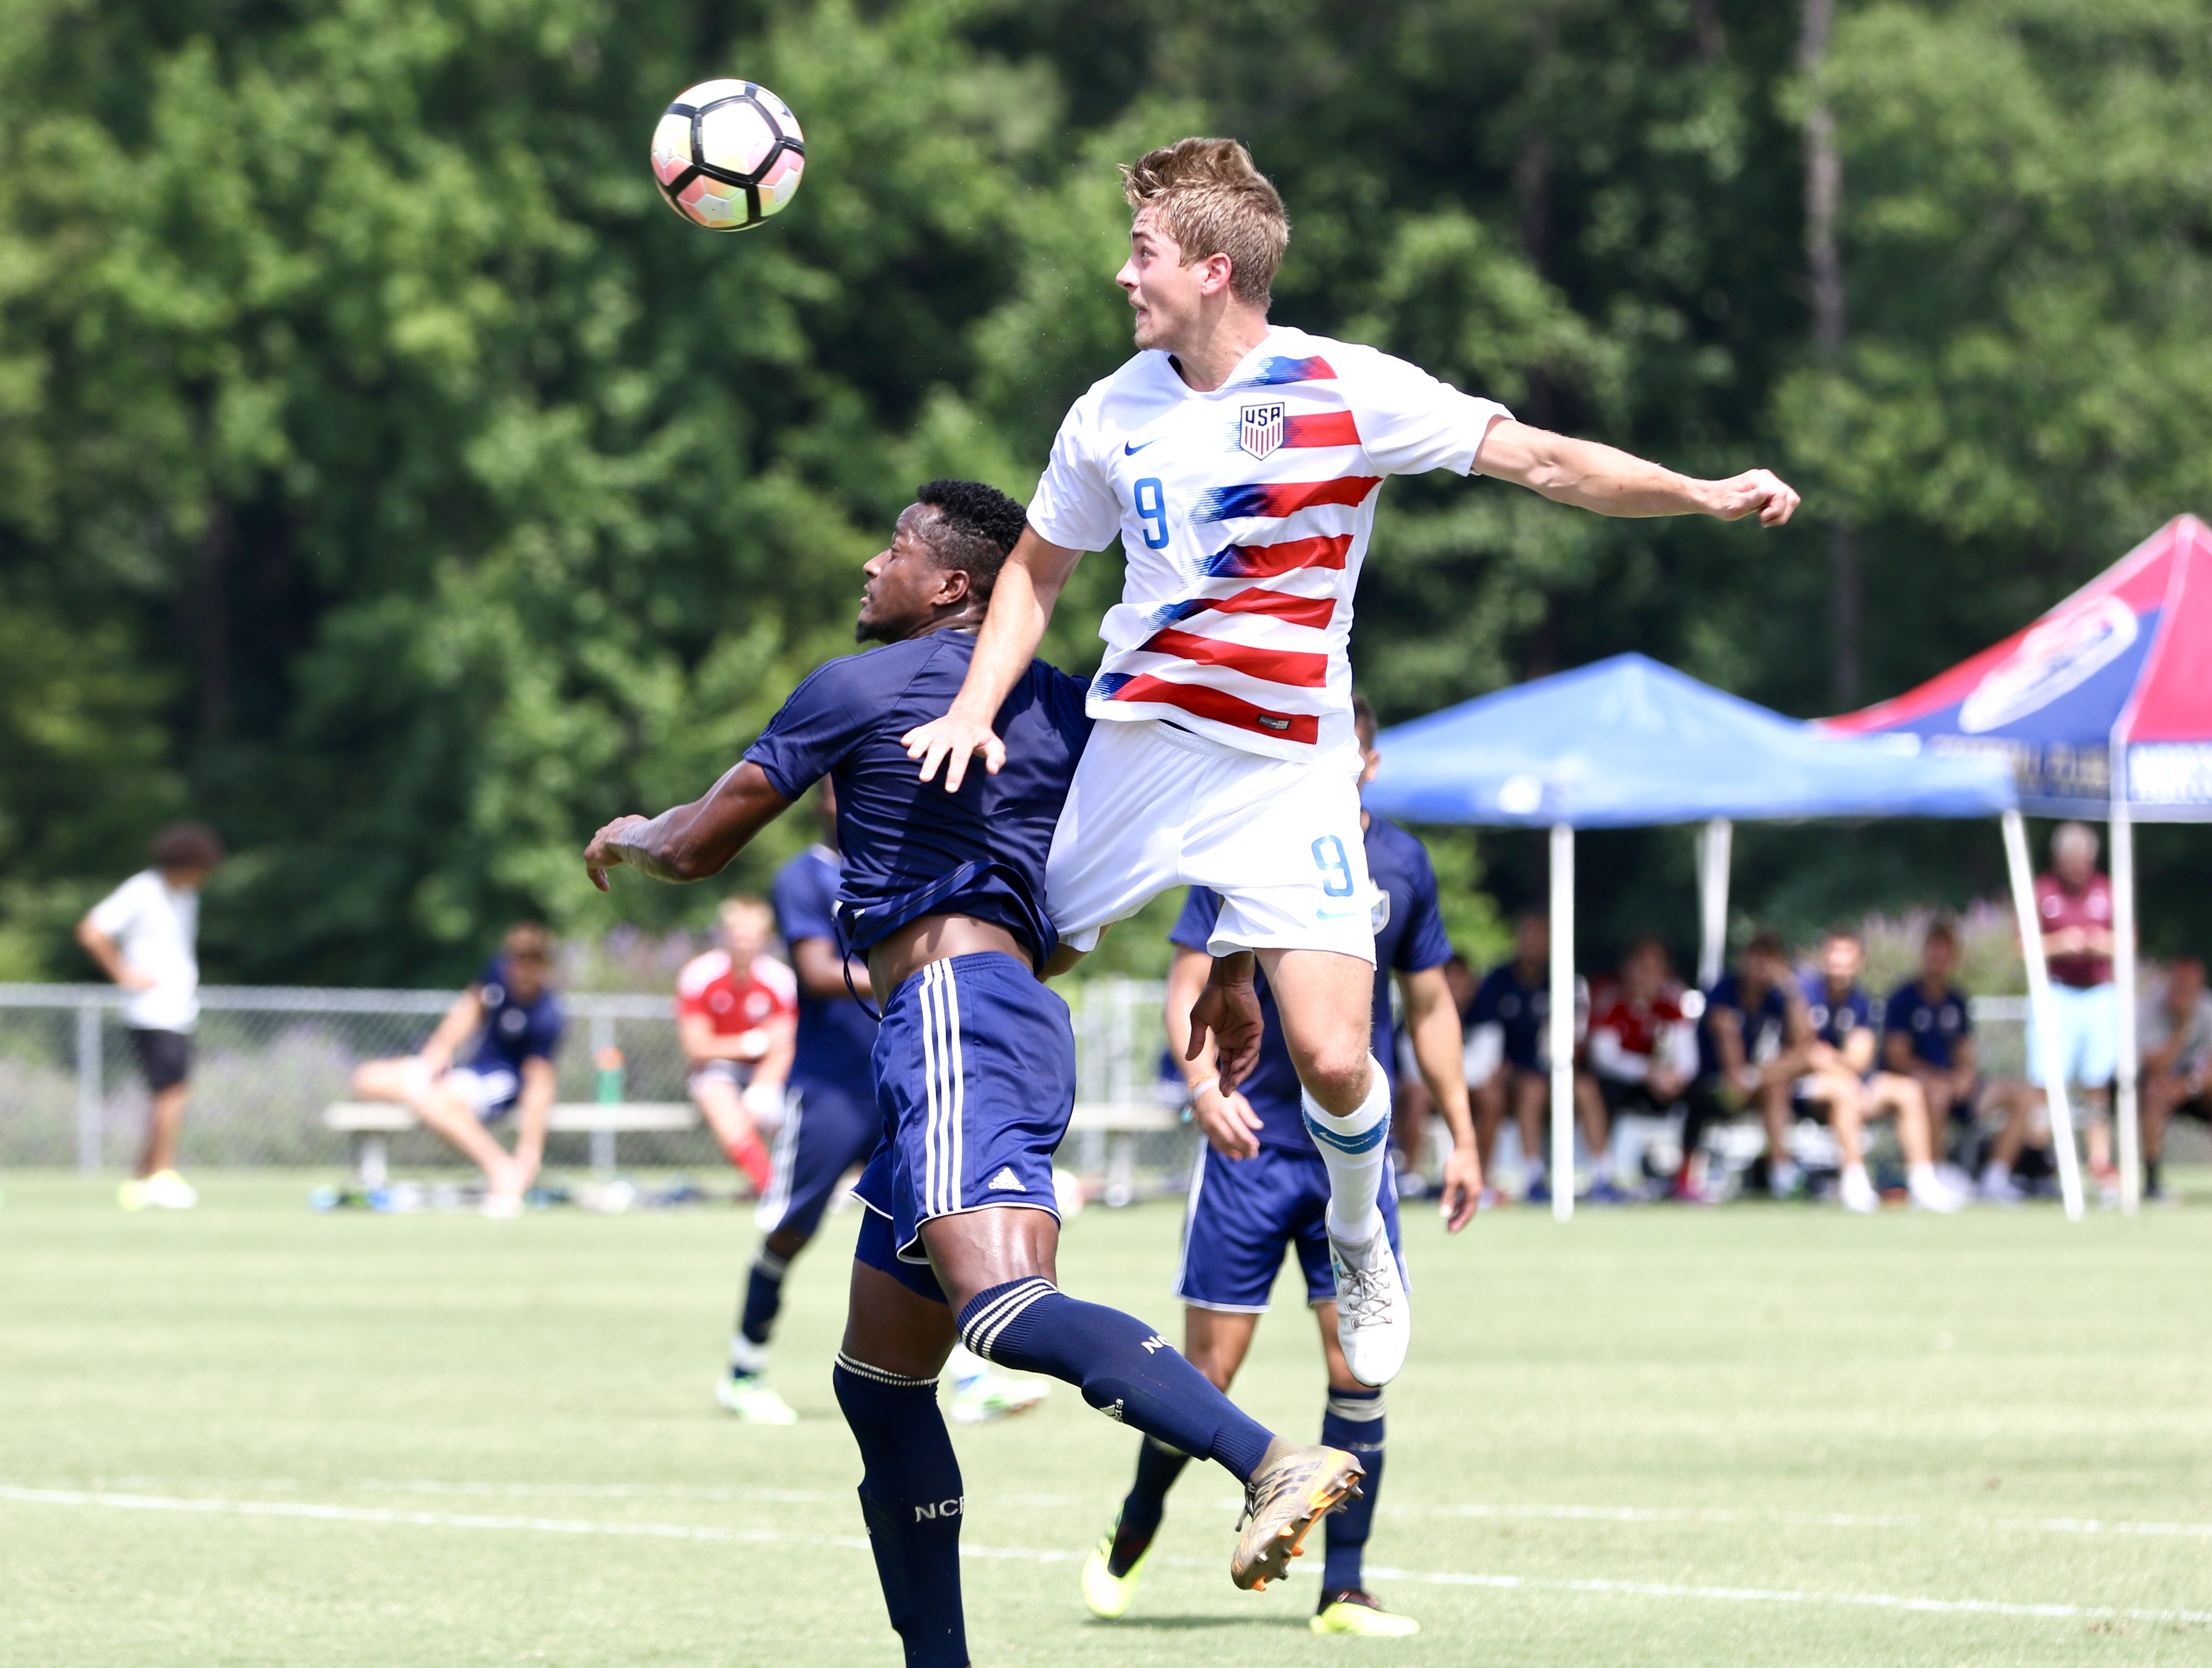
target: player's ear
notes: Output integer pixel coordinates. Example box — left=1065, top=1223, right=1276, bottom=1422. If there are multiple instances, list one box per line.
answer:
left=936, top=564, right=972, bottom=606
left=1198, top=251, right=1235, bottom=296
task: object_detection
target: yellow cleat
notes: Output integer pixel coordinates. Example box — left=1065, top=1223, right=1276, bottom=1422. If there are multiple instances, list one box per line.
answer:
left=1231, top=1443, right=1364, bottom=1592
left=1312, top=1590, right=1421, bottom=1636
left=1079, top=1512, right=1152, bottom=1620
left=117, top=1178, right=147, bottom=1212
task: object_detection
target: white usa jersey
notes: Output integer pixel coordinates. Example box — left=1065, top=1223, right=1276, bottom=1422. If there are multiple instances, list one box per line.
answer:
left=1026, top=325, right=1510, bottom=760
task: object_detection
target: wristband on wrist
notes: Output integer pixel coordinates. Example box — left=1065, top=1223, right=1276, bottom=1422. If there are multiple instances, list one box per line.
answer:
left=1187, top=1074, right=1220, bottom=1103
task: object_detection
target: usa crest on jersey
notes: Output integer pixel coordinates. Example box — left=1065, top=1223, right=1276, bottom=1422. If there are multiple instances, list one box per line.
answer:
left=1238, top=401, right=1285, bottom=460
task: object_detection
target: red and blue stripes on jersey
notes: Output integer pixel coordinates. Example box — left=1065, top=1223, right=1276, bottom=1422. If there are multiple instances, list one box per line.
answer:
left=1280, top=411, right=1360, bottom=449
left=1146, top=588, right=1337, bottom=631
left=1092, top=672, right=1321, bottom=744
left=1227, top=355, right=1338, bottom=390
left=1192, top=476, right=1380, bottom=524
left=1199, top=533, right=1351, bottom=579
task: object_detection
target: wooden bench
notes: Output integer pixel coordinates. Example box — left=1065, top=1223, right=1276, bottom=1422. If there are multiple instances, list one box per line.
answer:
left=323, top=1101, right=699, bottom=1187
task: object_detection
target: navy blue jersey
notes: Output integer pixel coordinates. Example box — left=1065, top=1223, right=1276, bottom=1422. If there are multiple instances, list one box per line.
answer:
left=1802, top=975, right=1875, bottom=1052
left=771, top=845, right=881, bottom=1100
left=1171, top=816, right=1451, bottom=1150
left=1885, top=978, right=1973, bottom=1071
left=744, top=631, right=1092, bottom=964
left=1697, top=973, right=1791, bottom=1080
left=1468, top=962, right=1548, bottom=1072
left=464, top=958, right=564, bottom=1074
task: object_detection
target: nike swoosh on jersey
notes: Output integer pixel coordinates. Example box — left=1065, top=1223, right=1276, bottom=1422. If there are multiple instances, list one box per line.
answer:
left=1124, top=438, right=1159, bottom=454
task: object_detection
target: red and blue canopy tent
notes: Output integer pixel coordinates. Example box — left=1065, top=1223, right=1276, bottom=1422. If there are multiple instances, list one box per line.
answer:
left=1823, top=514, right=2212, bottom=1213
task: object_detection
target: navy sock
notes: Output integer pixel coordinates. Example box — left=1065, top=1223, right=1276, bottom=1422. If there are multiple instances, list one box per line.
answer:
left=1109, top=1436, right=1193, bottom=1576
left=1320, top=1386, right=1385, bottom=1597
left=733, top=1246, right=790, bottom=1370
left=957, top=1279, right=1275, bottom=1481
left=832, top=1353, right=968, bottom=1668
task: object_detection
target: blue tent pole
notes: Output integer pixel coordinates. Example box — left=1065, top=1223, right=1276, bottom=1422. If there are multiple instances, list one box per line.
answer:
left=1549, top=823, right=1575, bottom=1223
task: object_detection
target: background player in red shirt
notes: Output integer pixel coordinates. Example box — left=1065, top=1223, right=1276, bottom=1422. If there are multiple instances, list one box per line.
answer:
left=677, top=896, right=797, bottom=1192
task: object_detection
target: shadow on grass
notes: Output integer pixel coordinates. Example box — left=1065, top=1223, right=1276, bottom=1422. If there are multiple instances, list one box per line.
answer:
left=1086, top=1614, right=1311, bottom=1632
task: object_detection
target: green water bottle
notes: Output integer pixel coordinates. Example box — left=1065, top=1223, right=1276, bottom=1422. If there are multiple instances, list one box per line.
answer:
left=595, top=1045, right=625, bottom=1105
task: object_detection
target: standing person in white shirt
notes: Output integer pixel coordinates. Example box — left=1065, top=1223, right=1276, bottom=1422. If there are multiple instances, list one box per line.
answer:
left=903, top=137, right=1799, bottom=1385
left=75, top=822, right=226, bottom=1210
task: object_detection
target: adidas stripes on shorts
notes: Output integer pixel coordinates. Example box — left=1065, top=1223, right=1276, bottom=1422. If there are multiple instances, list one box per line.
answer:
left=851, top=951, right=1076, bottom=1264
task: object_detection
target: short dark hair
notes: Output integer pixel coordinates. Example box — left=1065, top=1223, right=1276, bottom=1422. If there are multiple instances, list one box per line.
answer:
left=914, top=479, right=1026, bottom=604
left=1923, top=919, right=1959, bottom=948
left=150, top=821, right=225, bottom=871
left=1822, top=925, right=1861, bottom=947
left=1745, top=930, right=1786, bottom=962
left=1351, top=693, right=1377, bottom=748
left=503, top=921, right=552, bottom=963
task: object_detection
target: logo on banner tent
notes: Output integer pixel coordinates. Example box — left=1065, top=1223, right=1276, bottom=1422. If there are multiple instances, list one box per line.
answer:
left=1959, top=598, right=2139, bottom=734
left=1238, top=402, right=1285, bottom=460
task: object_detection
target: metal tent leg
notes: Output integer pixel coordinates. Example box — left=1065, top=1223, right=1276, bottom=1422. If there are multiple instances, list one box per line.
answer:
left=1549, top=823, right=1575, bottom=1224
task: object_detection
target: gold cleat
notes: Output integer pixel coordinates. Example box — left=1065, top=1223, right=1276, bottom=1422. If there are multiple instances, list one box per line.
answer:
left=1230, top=1443, right=1364, bottom=1592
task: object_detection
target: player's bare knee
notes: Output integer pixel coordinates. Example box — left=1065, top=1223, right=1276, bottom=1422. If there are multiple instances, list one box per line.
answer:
left=1293, top=1041, right=1371, bottom=1109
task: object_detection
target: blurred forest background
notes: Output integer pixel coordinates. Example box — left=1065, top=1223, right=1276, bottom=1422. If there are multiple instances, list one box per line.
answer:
left=4, top=0, right=2210, bottom=986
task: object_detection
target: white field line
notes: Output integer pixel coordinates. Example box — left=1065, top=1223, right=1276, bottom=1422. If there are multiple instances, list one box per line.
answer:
left=3, top=1485, right=2205, bottom=1628
left=21, top=1476, right=2212, bottom=1540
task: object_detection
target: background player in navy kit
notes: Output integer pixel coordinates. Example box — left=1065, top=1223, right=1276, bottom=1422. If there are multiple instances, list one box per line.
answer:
left=349, top=922, right=563, bottom=1217
left=727, top=785, right=1048, bottom=1426
left=1796, top=927, right=1960, bottom=1214
left=1080, top=697, right=1477, bottom=1637
left=585, top=480, right=1360, bottom=1668
left=713, top=782, right=887, bottom=1425
left=1678, top=933, right=1800, bottom=1201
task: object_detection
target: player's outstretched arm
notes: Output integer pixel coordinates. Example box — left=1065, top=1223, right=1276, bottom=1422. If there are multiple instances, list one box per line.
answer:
left=1475, top=419, right=1799, bottom=526
left=901, top=526, right=1083, bottom=791
left=584, top=762, right=791, bottom=891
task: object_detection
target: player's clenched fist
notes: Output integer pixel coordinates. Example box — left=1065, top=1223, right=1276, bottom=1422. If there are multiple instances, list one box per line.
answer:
left=1704, top=468, right=1800, bottom=527
left=901, top=713, right=1005, bottom=791
left=584, top=814, right=649, bottom=891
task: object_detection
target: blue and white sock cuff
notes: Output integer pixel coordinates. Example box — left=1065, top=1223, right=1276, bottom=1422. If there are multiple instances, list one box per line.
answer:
left=957, top=1277, right=1057, bottom=1361
left=753, top=1247, right=793, bottom=1279
left=1326, top=1388, right=1385, bottom=1423
left=834, top=1350, right=938, bottom=1392
left=1302, top=1107, right=1391, bottom=1155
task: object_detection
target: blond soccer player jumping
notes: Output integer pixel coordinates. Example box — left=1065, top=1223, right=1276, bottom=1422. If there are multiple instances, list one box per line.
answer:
left=905, top=138, right=1799, bottom=1386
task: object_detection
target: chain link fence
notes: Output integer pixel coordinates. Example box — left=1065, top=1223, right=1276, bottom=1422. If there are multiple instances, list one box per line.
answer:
left=0, top=979, right=1179, bottom=1179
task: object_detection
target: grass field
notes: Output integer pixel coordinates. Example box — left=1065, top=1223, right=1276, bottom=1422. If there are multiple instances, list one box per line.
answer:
left=2, top=1172, right=2208, bottom=1668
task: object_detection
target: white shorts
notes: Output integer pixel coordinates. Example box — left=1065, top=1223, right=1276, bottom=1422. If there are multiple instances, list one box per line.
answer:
left=1045, top=717, right=1377, bottom=963
left=405, top=1058, right=521, bottom=1120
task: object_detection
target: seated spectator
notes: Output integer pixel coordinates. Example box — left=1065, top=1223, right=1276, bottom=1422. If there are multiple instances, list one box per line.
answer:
left=1468, top=915, right=1609, bottom=1203
left=349, top=923, right=563, bottom=1216
left=1586, top=938, right=1698, bottom=1201
left=677, top=897, right=797, bottom=1195
left=1882, top=920, right=1978, bottom=1158
left=1680, top=932, right=1802, bottom=1201
left=2140, top=956, right=2212, bottom=1204
left=1797, top=927, right=1960, bottom=1213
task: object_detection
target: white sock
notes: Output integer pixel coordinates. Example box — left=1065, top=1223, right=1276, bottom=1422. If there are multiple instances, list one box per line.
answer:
left=1842, top=1161, right=1869, bottom=1187
left=1980, top=1159, right=2009, bottom=1188
left=1523, top=1156, right=1548, bottom=1187
left=1304, top=1055, right=1391, bottom=1243
left=1591, top=1153, right=1614, bottom=1185
left=945, top=1342, right=989, bottom=1390
left=1772, top=1157, right=1803, bottom=1194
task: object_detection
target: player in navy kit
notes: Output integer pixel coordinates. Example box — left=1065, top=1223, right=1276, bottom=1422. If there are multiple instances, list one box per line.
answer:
left=585, top=480, right=1364, bottom=1668
left=350, top=922, right=564, bottom=1217
left=1080, top=698, right=1478, bottom=1637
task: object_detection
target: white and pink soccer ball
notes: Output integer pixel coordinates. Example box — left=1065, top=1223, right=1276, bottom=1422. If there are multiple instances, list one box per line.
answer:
left=650, top=80, right=805, bottom=231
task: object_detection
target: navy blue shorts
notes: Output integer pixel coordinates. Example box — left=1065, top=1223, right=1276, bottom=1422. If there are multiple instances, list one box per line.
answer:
left=1174, top=1141, right=1406, bottom=1313
left=853, top=1197, right=948, bottom=1305
left=755, top=1074, right=880, bottom=1238
left=851, top=952, right=1074, bottom=1263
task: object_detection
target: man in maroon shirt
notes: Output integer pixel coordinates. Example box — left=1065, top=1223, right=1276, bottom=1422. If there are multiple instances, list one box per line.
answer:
left=2028, top=821, right=2120, bottom=1194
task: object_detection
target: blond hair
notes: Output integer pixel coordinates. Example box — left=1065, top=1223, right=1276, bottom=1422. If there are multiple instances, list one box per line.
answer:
left=1120, top=138, right=1288, bottom=308
left=718, top=896, right=773, bottom=934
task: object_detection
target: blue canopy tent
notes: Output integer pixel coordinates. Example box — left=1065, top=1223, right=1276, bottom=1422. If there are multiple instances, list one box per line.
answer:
left=1364, top=655, right=2052, bottom=1217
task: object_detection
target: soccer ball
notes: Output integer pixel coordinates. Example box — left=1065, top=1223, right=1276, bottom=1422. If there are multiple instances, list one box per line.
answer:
left=649, top=80, right=806, bottom=231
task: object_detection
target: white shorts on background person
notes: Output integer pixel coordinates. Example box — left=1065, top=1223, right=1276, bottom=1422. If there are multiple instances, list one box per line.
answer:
left=2026, top=982, right=2119, bottom=1094
left=1044, top=716, right=1377, bottom=963
left=402, top=1057, right=521, bottom=1120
